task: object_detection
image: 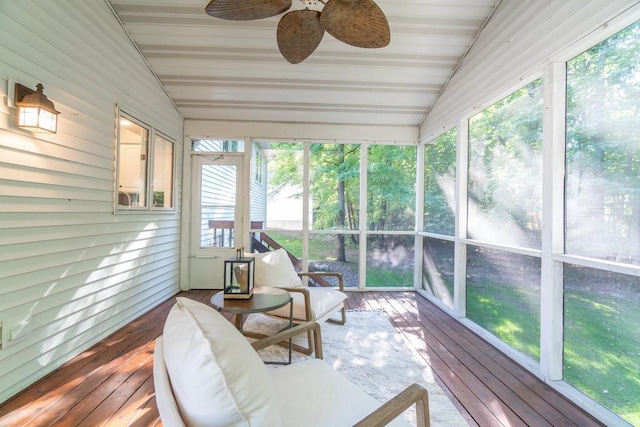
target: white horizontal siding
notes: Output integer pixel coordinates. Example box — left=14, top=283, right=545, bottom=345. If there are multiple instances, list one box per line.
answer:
left=420, top=0, right=640, bottom=138
left=0, top=0, right=183, bottom=404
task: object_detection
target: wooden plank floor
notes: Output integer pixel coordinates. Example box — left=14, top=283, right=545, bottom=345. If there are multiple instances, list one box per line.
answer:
left=0, top=290, right=603, bottom=426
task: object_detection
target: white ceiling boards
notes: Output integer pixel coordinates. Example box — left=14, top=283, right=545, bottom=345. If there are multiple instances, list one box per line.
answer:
left=108, top=0, right=498, bottom=127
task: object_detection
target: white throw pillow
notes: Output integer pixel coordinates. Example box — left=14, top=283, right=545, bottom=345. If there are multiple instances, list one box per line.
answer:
left=161, top=297, right=282, bottom=427
left=247, top=248, right=304, bottom=288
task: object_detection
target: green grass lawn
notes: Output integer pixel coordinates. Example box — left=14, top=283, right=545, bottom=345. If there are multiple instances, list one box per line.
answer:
left=467, top=280, right=541, bottom=360
left=266, top=232, right=351, bottom=261
left=564, top=289, right=640, bottom=426
left=265, top=232, right=304, bottom=257
left=365, top=265, right=413, bottom=287
left=468, top=279, right=639, bottom=425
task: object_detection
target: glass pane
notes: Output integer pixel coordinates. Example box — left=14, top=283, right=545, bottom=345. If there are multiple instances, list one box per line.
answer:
left=367, top=145, right=416, bottom=231
left=424, top=129, right=456, bottom=235
left=192, top=139, right=245, bottom=152
left=264, top=142, right=304, bottom=230
left=564, top=264, right=640, bottom=424
left=565, top=20, right=640, bottom=265
left=422, top=237, right=454, bottom=308
left=310, top=143, right=361, bottom=231
left=366, top=234, right=414, bottom=288
left=468, top=79, right=543, bottom=248
left=152, top=134, right=174, bottom=209
left=117, top=116, right=148, bottom=208
left=200, top=164, right=237, bottom=248
left=309, top=233, right=360, bottom=288
left=466, top=246, right=541, bottom=361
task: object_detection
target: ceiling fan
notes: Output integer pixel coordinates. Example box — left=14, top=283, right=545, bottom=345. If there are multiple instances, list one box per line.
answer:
left=205, top=0, right=390, bottom=64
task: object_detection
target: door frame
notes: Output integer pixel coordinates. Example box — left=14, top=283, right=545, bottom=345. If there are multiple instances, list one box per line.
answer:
left=180, top=138, right=252, bottom=291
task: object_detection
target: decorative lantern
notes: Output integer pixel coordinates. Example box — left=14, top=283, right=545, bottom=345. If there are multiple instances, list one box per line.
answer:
left=223, top=256, right=255, bottom=300
left=14, top=83, right=60, bottom=133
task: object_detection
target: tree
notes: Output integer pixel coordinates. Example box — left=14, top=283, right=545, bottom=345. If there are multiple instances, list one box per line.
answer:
left=366, top=145, right=417, bottom=246
left=309, top=143, right=360, bottom=261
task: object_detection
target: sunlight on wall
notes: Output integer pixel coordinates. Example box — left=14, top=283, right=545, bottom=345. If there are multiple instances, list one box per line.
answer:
left=37, top=223, right=158, bottom=366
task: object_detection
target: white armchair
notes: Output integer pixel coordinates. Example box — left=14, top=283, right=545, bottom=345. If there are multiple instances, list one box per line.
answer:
left=153, top=297, right=431, bottom=427
left=247, top=248, right=348, bottom=354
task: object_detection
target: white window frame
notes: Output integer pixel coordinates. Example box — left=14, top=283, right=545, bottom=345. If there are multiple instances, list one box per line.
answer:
left=115, top=109, right=176, bottom=213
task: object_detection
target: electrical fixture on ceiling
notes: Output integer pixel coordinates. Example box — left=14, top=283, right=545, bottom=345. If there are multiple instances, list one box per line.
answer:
left=205, top=0, right=390, bottom=64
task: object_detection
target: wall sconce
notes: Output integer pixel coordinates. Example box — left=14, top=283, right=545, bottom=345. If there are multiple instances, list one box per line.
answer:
left=14, top=83, right=60, bottom=133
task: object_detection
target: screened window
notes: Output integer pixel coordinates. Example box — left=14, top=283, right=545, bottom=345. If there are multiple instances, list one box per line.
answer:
left=421, top=237, right=454, bottom=308
left=564, top=20, right=640, bottom=424
left=467, top=246, right=541, bottom=360
left=310, top=143, right=360, bottom=231
left=424, top=128, right=456, bottom=235
left=565, top=21, right=640, bottom=265
left=264, top=142, right=304, bottom=230
left=465, top=79, right=544, bottom=364
left=366, top=145, right=416, bottom=288
left=367, top=145, right=416, bottom=231
left=468, top=79, right=544, bottom=249
left=366, top=234, right=415, bottom=288
left=563, top=265, right=640, bottom=422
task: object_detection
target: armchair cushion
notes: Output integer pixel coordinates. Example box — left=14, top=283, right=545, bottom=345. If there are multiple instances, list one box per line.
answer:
left=161, top=297, right=281, bottom=427
left=255, top=286, right=347, bottom=322
left=271, top=359, right=409, bottom=427
left=249, top=248, right=304, bottom=288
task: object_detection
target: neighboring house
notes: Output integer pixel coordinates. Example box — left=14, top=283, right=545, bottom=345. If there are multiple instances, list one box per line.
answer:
left=1, top=1, right=638, bottom=426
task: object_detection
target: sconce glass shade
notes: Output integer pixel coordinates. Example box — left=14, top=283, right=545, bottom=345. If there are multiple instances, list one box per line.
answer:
left=15, top=83, right=60, bottom=133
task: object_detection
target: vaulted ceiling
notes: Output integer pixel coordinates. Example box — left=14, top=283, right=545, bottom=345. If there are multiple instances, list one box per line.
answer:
left=108, top=0, right=498, bottom=127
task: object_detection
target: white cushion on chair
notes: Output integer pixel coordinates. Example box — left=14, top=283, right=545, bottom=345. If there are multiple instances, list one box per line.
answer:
left=271, top=359, right=410, bottom=427
left=256, top=286, right=347, bottom=321
left=249, top=248, right=304, bottom=288
left=162, top=297, right=281, bottom=427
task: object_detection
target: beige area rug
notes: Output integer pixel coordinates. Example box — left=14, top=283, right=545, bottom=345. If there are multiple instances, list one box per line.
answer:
left=243, top=311, right=468, bottom=426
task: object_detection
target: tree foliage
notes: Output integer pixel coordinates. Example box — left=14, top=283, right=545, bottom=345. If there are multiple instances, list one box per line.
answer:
left=424, top=128, right=457, bottom=235
left=366, top=145, right=417, bottom=232
left=266, top=142, right=303, bottom=200
left=309, top=143, right=360, bottom=232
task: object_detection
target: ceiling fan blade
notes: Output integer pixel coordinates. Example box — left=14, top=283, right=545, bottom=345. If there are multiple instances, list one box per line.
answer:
left=205, top=0, right=292, bottom=20
left=277, top=9, right=324, bottom=64
left=320, top=0, right=390, bottom=48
